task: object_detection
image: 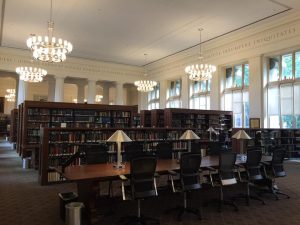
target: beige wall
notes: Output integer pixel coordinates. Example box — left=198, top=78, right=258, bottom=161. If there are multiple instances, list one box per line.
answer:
left=0, top=77, right=17, bottom=114
left=64, top=84, right=78, bottom=103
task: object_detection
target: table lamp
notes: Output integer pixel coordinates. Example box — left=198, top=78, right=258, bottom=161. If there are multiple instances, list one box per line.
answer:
left=179, top=129, right=200, bottom=152
left=231, top=129, right=251, bottom=154
left=207, top=126, right=218, bottom=141
left=107, top=130, right=132, bottom=169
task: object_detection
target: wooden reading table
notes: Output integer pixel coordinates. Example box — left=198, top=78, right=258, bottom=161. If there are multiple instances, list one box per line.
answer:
left=57, top=155, right=271, bottom=224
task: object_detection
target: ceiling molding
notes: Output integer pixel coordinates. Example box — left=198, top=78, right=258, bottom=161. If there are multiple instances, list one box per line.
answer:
left=0, top=47, right=143, bottom=83
left=148, top=10, right=300, bottom=81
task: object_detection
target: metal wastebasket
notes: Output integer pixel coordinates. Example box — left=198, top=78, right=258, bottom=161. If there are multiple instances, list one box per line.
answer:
left=65, top=202, right=84, bottom=225
left=22, top=157, right=31, bottom=169
left=59, top=192, right=78, bottom=221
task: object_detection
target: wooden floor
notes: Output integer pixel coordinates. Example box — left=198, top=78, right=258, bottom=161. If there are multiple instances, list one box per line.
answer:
left=0, top=140, right=300, bottom=225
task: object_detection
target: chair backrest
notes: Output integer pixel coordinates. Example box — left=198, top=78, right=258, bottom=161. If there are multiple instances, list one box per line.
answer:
left=180, top=153, right=202, bottom=191
left=219, top=152, right=237, bottom=185
left=156, top=142, right=173, bottom=159
left=191, top=142, right=202, bottom=154
left=207, top=141, right=223, bottom=155
left=85, top=144, right=108, bottom=164
left=124, top=142, right=144, bottom=162
left=130, top=156, right=157, bottom=199
left=271, top=148, right=286, bottom=177
left=246, top=149, right=263, bottom=180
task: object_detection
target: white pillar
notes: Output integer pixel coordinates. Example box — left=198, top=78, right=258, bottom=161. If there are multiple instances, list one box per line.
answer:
left=87, top=80, right=96, bottom=104
left=159, top=80, right=167, bottom=109
left=181, top=75, right=189, bottom=108
left=17, top=79, right=28, bottom=106
left=138, top=91, right=148, bottom=111
left=54, top=76, right=65, bottom=102
left=115, top=82, right=124, bottom=105
left=77, top=82, right=86, bottom=103
left=249, top=55, right=263, bottom=120
left=101, top=83, right=109, bottom=104
left=210, top=66, right=221, bottom=110
left=48, top=78, right=55, bottom=102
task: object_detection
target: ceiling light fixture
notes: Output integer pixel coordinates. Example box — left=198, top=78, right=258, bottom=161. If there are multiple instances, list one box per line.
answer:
left=26, top=0, right=73, bottom=62
left=134, top=54, right=157, bottom=92
left=5, top=89, right=16, bottom=102
left=16, top=66, right=47, bottom=83
left=185, top=28, right=216, bottom=81
left=95, top=95, right=103, bottom=102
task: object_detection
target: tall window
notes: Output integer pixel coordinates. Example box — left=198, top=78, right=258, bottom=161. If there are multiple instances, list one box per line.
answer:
left=166, top=79, right=181, bottom=108
left=266, top=51, right=300, bottom=128
left=148, top=83, right=160, bottom=110
left=189, top=80, right=210, bottom=109
left=222, top=63, right=249, bottom=128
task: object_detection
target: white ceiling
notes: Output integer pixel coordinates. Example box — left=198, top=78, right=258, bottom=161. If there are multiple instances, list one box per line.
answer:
left=1, top=0, right=300, bottom=66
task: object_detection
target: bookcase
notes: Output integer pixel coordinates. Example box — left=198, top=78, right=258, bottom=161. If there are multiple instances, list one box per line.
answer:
left=232, top=128, right=300, bottom=158
left=151, top=109, right=165, bottom=128
left=9, top=109, right=18, bottom=144
left=0, top=114, right=10, bottom=138
left=164, top=108, right=233, bottom=138
left=18, top=101, right=138, bottom=162
left=39, top=127, right=208, bottom=185
left=140, top=110, right=151, bottom=127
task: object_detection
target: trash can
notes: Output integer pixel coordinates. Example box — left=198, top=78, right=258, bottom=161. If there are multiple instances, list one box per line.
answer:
left=65, top=202, right=84, bottom=225
left=58, top=192, right=78, bottom=221
left=22, top=157, right=31, bottom=169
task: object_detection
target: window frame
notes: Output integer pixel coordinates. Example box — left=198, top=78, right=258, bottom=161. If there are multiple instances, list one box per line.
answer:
left=222, top=62, right=249, bottom=128
left=266, top=50, right=300, bottom=128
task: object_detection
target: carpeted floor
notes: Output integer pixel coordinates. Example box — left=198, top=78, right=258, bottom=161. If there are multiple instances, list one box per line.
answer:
left=0, top=140, right=300, bottom=225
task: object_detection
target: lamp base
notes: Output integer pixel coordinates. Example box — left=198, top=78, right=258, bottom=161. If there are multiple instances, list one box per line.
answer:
left=113, top=163, right=125, bottom=169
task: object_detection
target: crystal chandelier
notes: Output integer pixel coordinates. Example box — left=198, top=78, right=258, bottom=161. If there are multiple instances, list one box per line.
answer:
left=5, top=89, right=16, bottom=102
left=185, top=28, right=216, bottom=81
left=26, top=0, right=73, bottom=62
left=16, top=66, right=47, bottom=82
left=95, top=95, right=103, bottom=102
left=134, top=54, right=157, bottom=92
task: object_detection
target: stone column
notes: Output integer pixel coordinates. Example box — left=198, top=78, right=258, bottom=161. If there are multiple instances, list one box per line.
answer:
left=210, top=66, right=221, bottom=110
left=115, top=82, right=124, bottom=105
left=159, top=80, right=167, bottom=109
left=101, top=82, right=110, bottom=104
left=77, top=81, right=86, bottom=103
left=181, top=75, right=189, bottom=108
left=87, top=80, right=96, bottom=104
left=17, top=79, right=28, bottom=106
left=47, top=77, right=55, bottom=102
left=54, top=76, right=65, bottom=102
left=249, top=55, right=263, bottom=123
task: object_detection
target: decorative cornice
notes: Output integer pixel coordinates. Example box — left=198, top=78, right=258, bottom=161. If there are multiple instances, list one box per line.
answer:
left=148, top=10, right=300, bottom=81
left=0, top=47, right=143, bottom=83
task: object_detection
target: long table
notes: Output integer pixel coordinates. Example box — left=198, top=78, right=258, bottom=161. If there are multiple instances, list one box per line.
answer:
left=57, top=155, right=271, bottom=224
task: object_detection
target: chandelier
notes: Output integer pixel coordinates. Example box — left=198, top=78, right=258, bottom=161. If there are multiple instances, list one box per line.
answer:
left=26, top=0, right=73, bottom=62
left=95, top=95, right=103, bottom=102
left=185, top=28, right=216, bottom=81
left=16, top=66, right=47, bottom=82
left=134, top=54, right=157, bottom=92
left=5, top=89, right=16, bottom=102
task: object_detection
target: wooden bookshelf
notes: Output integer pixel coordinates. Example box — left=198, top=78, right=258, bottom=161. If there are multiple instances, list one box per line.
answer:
left=39, top=127, right=212, bottom=185
left=9, top=109, right=18, bottom=144
left=164, top=108, right=232, bottom=138
left=0, top=114, right=10, bottom=138
left=151, top=109, right=165, bottom=128
left=140, top=110, right=151, bottom=127
left=232, top=128, right=300, bottom=158
left=18, top=101, right=138, bottom=164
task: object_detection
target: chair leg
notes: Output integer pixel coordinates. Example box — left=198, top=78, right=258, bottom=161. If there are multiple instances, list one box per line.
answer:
left=275, top=190, right=290, bottom=199
left=167, top=192, right=201, bottom=221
